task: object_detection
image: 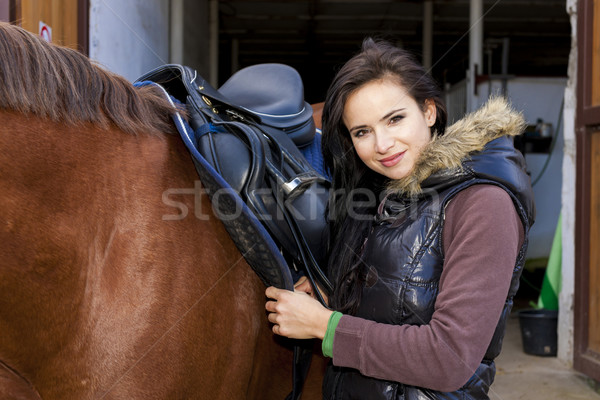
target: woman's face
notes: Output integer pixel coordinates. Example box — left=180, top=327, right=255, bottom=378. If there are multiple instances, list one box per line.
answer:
left=343, top=78, right=436, bottom=180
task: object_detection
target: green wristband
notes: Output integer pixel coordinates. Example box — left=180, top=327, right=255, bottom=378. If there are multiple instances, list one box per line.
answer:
left=322, top=311, right=343, bottom=358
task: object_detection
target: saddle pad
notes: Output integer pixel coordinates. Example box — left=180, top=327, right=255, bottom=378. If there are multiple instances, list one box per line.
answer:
left=298, top=129, right=328, bottom=178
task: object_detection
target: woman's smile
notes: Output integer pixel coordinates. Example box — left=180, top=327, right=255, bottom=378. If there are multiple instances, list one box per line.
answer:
left=378, top=151, right=406, bottom=168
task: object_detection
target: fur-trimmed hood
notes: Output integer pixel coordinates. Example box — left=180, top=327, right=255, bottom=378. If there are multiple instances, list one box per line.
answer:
left=387, top=97, right=526, bottom=196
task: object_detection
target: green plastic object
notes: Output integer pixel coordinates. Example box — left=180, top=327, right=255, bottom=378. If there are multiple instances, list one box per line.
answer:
left=536, top=213, right=562, bottom=310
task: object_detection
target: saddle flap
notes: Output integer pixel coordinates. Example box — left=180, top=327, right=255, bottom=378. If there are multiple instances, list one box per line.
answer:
left=195, top=126, right=253, bottom=194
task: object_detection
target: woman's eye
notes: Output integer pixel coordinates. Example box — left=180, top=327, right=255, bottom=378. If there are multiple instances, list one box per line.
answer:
left=389, top=115, right=404, bottom=124
left=353, top=129, right=369, bottom=138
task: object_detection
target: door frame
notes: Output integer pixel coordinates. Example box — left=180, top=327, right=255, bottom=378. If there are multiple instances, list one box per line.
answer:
left=574, top=0, right=600, bottom=382
left=77, top=0, right=88, bottom=55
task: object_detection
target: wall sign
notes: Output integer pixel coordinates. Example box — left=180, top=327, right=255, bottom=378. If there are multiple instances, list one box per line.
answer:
left=39, top=21, right=52, bottom=42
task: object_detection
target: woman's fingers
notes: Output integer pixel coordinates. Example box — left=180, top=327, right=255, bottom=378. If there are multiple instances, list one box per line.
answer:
left=267, top=309, right=278, bottom=323
left=265, top=299, right=277, bottom=313
left=264, top=287, right=330, bottom=339
left=265, top=286, right=281, bottom=300
left=294, top=277, right=312, bottom=295
left=294, top=276, right=308, bottom=286
left=293, top=279, right=330, bottom=305
left=294, top=276, right=308, bottom=288
left=265, top=283, right=333, bottom=339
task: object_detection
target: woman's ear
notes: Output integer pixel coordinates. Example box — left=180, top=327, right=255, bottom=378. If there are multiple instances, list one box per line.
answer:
left=424, top=99, right=437, bottom=128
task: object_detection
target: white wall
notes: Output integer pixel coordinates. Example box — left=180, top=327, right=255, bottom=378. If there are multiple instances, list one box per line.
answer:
left=89, top=0, right=170, bottom=82
left=89, top=0, right=210, bottom=83
left=558, top=0, right=578, bottom=366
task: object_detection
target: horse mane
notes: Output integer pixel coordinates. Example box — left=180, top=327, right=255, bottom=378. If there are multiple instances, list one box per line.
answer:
left=0, top=22, right=177, bottom=135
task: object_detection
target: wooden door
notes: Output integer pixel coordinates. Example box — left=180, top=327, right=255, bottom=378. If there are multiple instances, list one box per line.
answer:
left=7, top=0, right=87, bottom=53
left=574, top=0, right=600, bottom=382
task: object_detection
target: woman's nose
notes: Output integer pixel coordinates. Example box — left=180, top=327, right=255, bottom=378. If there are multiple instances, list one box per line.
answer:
left=374, top=131, right=394, bottom=154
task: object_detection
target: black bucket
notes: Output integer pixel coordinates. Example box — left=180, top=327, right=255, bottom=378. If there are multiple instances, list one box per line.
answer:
left=518, top=309, right=558, bottom=356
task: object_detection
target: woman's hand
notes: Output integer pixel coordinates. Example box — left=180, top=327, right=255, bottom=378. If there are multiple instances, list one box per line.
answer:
left=265, top=285, right=333, bottom=340
left=293, top=276, right=329, bottom=305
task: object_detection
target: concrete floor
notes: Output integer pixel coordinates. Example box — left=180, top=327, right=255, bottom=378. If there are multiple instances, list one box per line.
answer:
left=489, top=313, right=600, bottom=400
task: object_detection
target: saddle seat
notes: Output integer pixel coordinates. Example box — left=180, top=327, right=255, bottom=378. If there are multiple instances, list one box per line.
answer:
left=218, top=63, right=316, bottom=147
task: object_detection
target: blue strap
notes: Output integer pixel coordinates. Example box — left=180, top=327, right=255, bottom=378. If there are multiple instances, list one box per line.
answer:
left=194, top=123, right=217, bottom=139
left=133, top=80, right=154, bottom=88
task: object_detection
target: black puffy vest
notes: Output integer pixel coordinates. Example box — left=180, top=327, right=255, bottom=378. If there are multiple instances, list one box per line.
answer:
left=323, top=136, right=535, bottom=400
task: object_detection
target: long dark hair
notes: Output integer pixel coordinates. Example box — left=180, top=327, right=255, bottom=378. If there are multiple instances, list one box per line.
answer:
left=322, top=38, right=447, bottom=314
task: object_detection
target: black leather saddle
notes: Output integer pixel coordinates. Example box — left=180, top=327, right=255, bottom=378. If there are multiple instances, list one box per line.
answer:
left=135, top=64, right=332, bottom=300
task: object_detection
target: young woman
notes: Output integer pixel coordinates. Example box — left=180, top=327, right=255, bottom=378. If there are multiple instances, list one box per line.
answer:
left=265, top=38, right=535, bottom=399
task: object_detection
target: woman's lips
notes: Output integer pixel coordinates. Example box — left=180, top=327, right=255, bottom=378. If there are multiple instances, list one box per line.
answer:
left=379, top=151, right=405, bottom=167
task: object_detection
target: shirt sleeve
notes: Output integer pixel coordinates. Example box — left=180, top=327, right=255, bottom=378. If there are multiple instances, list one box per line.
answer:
left=330, top=184, right=524, bottom=392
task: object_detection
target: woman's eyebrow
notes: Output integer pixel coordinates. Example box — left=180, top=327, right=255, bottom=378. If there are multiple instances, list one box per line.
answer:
left=347, top=108, right=407, bottom=133
left=348, top=124, right=368, bottom=133
left=380, top=108, right=406, bottom=122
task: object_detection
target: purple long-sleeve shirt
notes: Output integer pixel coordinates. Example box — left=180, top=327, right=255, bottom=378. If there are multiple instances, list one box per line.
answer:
left=331, top=184, right=524, bottom=392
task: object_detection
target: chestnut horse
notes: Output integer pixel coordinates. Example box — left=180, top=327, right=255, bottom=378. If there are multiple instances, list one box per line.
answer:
left=0, top=22, right=325, bottom=399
